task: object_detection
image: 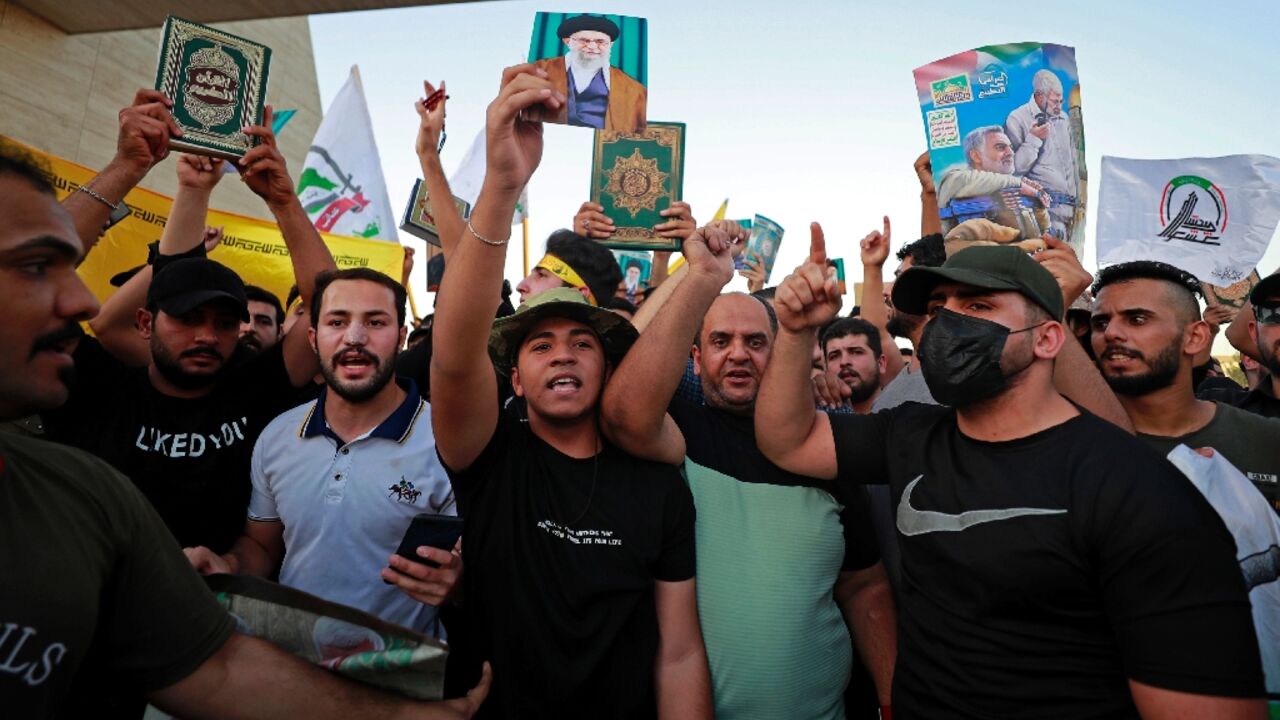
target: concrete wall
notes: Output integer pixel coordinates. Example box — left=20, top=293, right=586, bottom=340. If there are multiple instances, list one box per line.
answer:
left=0, top=1, right=322, bottom=219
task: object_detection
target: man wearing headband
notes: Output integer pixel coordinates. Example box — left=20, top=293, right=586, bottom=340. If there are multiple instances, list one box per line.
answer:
left=515, top=229, right=622, bottom=307
left=532, top=14, right=647, bottom=132
left=429, top=64, right=710, bottom=718
left=755, top=241, right=1264, bottom=718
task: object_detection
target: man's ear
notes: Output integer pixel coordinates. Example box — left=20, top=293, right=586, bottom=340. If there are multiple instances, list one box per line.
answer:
left=398, top=325, right=408, bottom=350
left=136, top=308, right=154, bottom=338
left=308, top=325, right=318, bottom=356
left=877, top=353, right=888, bottom=375
left=1033, top=321, right=1066, bottom=360
left=1183, top=320, right=1213, bottom=358
left=1249, top=319, right=1259, bottom=346
left=577, top=286, right=592, bottom=303
left=510, top=366, right=525, bottom=398
left=691, top=344, right=703, bottom=377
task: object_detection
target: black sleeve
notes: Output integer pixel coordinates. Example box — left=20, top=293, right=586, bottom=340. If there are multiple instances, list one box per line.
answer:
left=395, top=335, right=432, bottom=396
left=653, top=466, right=697, bottom=582
left=43, top=336, right=129, bottom=434
left=837, top=484, right=881, bottom=572
left=101, top=466, right=235, bottom=691
left=235, top=344, right=296, bottom=406
left=830, top=408, right=894, bottom=486
left=1087, top=449, right=1264, bottom=698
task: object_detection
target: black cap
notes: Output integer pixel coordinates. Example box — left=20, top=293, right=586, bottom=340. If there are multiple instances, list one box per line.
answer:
left=557, top=14, right=620, bottom=40
left=109, top=264, right=146, bottom=287
left=146, top=257, right=248, bottom=321
left=892, top=245, right=1064, bottom=320
left=1250, top=274, right=1280, bottom=306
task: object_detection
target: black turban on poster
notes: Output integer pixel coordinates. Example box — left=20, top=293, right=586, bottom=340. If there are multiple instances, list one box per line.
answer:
left=557, top=14, right=620, bottom=40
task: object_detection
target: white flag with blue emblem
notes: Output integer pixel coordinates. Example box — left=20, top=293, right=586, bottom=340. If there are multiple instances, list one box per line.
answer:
left=1097, top=155, right=1280, bottom=286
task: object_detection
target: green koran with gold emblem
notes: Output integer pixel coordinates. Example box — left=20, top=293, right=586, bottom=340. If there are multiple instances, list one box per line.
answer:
left=590, top=121, right=685, bottom=251
left=154, top=16, right=272, bottom=161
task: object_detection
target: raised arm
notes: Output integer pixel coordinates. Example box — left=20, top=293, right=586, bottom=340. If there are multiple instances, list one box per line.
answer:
left=859, top=216, right=905, bottom=382
left=415, top=80, right=465, bottom=257
left=1034, top=237, right=1134, bottom=432
left=914, top=152, right=941, bottom=237
left=600, top=223, right=741, bottom=465
left=431, top=64, right=562, bottom=471
left=239, top=106, right=337, bottom=388
left=89, top=154, right=226, bottom=365
left=66, top=90, right=182, bottom=253
left=755, top=224, right=842, bottom=479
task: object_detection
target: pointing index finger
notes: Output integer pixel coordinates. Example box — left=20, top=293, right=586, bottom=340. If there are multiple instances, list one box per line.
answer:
left=809, top=222, right=827, bottom=265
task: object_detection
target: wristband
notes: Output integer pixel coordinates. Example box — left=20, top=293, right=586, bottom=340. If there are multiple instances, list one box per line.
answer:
left=76, top=184, right=122, bottom=212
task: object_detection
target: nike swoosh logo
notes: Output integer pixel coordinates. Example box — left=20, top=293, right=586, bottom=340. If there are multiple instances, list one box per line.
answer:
left=896, top=475, right=1067, bottom=536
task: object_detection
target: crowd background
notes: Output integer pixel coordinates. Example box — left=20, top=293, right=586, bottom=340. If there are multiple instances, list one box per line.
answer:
left=304, top=0, right=1280, bottom=316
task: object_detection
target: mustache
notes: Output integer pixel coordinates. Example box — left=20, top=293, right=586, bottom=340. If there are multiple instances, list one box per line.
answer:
left=180, top=346, right=223, bottom=360
left=1102, top=344, right=1145, bottom=360
left=331, top=347, right=380, bottom=368
left=30, top=323, right=84, bottom=358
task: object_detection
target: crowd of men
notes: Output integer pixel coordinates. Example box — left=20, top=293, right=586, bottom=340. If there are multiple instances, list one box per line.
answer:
left=2, top=60, right=1278, bottom=720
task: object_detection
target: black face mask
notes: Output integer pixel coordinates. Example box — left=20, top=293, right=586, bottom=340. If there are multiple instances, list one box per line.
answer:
left=919, top=309, right=1043, bottom=407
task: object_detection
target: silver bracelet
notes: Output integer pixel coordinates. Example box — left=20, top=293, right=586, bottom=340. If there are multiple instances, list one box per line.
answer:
left=467, top=217, right=509, bottom=246
left=76, top=184, right=121, bottom=212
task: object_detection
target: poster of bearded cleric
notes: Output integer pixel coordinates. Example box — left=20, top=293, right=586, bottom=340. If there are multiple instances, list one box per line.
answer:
left=526, top=12, right=648, bottom=133
left=914, top=43, right=1088, bottom=257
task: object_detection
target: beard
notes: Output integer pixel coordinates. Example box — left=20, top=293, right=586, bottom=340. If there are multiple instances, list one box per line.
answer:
left=886, top=311, right=922, bottom=340
left=843, top=370, right=881, bottom=404
left=1100, top=337, right=1182, bottom=397
left=1259, top=338, right=1280, bottom=377
left=151, top=336, right=229, bottom=391
left=321, top=347, right=397, bottom=403
left=568, top=49, right=610, bottom=83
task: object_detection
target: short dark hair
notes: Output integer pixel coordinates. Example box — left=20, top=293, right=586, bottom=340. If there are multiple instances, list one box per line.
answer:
left=244, top=285, right=284, bottom=325
left=545, top=230, right=623, bottom=306
left=1092, top=261, right=1202, bottom=325
left=310, top=268, right=407, bottom=328
left=895, top=233, right=946, bottom=268
left=821, top=317, right=882, bottom=357
left=848, top=305, right=861, bottom=318
left=694, top=292, right=777, bottom=348
left=285, top=284, right=301, bottom=309
left=0, top=142, right=55, bottom=196
left=608, top=297, right=638, bottom=315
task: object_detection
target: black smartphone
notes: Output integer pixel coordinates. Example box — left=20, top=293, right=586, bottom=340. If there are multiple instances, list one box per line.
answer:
left=394, top=514, right=464, bottom=568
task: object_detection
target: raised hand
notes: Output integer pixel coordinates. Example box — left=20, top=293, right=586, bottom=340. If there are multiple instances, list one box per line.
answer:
left=485, top=64, right=563, bottom=195
left=239, top=106, right=297, bottom=210
left=116, top=89, right=184, bottom=179
left=655, top=201, right=696, bottom=240
left=1033, top=235, right=1092, bottom=312
left=860, top=215, right=891, bottom=269
left=913, top=151, right=934, bottom=195
left=683, top=219, right=744, bottom=288
left=202, top=226, right=225, bottom=254
left=739, top=251, right=767, bottom=293
left=414, top=79, right=447, bottom=159
left=813, top=370, right=852, bottom=409
left=1202, top=304, right=1236, bottom=331
left=775, top=222, right=842, bottom=332
left=176, top=153, right=225, bottom=192
left=573, top=201, right=615, bottom=239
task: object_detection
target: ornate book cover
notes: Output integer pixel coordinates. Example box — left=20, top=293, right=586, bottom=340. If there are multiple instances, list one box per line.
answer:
left=155, top=16, right=271, bottom=161
left=590, top=121, right=685, bottom=251
left=400, top=179, right=471, bottom=247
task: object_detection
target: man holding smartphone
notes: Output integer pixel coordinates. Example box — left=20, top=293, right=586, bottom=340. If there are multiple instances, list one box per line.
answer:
left=186, top=268, right=460, bottom=637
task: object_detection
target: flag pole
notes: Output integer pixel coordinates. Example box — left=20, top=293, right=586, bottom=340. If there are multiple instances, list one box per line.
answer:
left=522, top=217, right=530, bottom=278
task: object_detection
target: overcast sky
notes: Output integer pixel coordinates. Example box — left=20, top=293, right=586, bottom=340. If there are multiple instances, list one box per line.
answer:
left=310, top=0, right=1280, bottom=327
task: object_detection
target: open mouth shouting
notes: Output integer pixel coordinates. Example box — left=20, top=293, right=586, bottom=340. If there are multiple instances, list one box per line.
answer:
left=333, top=348, right=379, bottom=378
left=547, top=372, right=583, bottom=395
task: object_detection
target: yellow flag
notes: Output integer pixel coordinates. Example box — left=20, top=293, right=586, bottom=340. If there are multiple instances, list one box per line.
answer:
left=10, top=136, right=405, bottom=306
left=668, top=198, right=729, bottom=274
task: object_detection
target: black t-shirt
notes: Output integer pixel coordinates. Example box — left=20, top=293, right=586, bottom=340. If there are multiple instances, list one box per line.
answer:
left=443, top=413, right=696, bottom=719
left=0, top=432, right=234, bottom=717
left=829, top=403, right=1263, bottom=718
left=43, top=337, right=300, bottom=553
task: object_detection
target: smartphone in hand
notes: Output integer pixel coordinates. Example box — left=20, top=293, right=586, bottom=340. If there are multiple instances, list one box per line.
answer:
left=394, top=513, right=464, bottom=568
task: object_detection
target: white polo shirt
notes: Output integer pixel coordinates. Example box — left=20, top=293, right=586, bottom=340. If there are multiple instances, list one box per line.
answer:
left=248, top=379, right=455, bottom=636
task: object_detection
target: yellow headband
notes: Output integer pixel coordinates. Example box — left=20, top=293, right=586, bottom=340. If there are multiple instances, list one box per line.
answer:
left=536, top=254, right=597, bottom=306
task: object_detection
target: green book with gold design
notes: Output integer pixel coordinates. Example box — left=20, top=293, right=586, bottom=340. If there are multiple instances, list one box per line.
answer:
left=590, top=121, right=685, bottom=251
left=154, top=16, right=271, bottom=161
